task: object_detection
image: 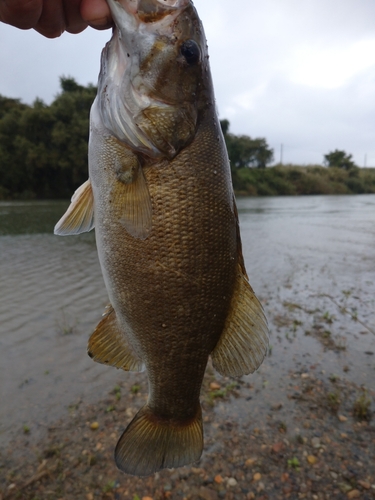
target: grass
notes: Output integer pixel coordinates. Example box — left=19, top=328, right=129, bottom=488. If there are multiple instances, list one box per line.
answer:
left=353, top=389, right=372, bottom=421
left=233, top=165, right=375, bottom=196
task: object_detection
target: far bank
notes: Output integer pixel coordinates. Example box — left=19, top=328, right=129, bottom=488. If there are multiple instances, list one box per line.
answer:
left=233, top=164, right=375, bottom=197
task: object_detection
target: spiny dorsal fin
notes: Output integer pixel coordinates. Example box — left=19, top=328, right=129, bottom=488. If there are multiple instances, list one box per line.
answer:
left=88, top=304, right=144, bottom=372
left=54, top=179, right=94, bottom=236
left=211, top=263, right=269, bottom=378
left=108, top=137, right=152, bottom=240
left=115, top=404, right=203, bottom=476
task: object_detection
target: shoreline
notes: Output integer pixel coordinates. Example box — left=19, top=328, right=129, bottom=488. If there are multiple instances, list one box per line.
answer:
left=1, top=362, right=374, bottom=500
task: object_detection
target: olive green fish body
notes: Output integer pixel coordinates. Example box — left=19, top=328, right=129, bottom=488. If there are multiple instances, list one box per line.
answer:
left=91, top=110, right=237, bottom=419
left=55, top=0, right=268, bottom=477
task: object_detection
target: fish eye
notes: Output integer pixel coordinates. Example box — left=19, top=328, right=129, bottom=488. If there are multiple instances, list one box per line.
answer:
left=180, top=39, right=200, bottom=65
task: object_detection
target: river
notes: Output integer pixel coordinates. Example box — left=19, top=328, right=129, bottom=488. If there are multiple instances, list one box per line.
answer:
left=0, top=195, right=374, bottom=445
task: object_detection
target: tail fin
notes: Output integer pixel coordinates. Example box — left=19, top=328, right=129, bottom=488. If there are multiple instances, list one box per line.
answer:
left=115, top=404, right=203, bottom=476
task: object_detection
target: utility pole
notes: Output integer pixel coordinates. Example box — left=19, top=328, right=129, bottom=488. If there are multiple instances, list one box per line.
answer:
left=280, top=144, right=283, bottom=165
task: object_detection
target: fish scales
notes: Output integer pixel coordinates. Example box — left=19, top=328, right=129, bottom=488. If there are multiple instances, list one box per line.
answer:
left=55, top=0, right=268, bottom=477
left=94, top=115, right=237, bottom=419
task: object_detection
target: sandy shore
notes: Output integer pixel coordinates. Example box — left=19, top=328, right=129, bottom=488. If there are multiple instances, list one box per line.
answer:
left=1, top=357, right=374, bottom=500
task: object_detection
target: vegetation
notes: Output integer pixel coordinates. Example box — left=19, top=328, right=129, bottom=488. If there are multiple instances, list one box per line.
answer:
left=231, top=163, right=375, bottom=196
left=0, top=77, right=96, bottom=200
left=220, top=119, right=274, bottom=169
left=0, top=78, right=374, bottom=199
left=324, top=149, right=358, bottom=171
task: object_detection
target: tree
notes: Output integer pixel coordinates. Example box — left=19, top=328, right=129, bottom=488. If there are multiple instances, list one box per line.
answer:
left=324, top=150, right=358, bottom=171
left=0, top=77, right=97, bottom=199
left=220, top=120, right=273, bottom=169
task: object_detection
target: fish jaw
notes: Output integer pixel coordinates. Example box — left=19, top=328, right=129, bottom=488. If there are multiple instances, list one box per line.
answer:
left=97, top=0, right=208, bottom=159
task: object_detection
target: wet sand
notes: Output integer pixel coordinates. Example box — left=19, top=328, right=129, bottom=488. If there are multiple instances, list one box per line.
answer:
left=1, top=360, right=374, bottom=500
left=0, top=195, right=374, bottom=498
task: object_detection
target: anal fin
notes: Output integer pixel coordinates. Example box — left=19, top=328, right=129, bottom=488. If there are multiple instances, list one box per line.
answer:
left=88, top=304, right=144, bottom=372
left=211, top=264, right=269, bottom=377
left=54, top=179, right=94, bottom=236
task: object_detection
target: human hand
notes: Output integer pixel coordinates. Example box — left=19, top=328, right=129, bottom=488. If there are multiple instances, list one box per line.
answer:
left=0, top=0, right=112, bottom=38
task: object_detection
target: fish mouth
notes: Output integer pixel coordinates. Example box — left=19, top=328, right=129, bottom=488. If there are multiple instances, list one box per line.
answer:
left=106, top=0, right=192, bottom=61
left=98, top=0, right=201, bottom=158
left=108, top=0, right=190, bottom=26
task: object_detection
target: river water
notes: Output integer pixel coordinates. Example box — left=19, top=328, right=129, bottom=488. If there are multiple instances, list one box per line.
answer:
left=0, top=195, right=374, bottom=445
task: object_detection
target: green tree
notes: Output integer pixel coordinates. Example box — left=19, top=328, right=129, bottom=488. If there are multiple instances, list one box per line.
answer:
left=324, top=149, right=358, bottom=171
left=220, top=120, right=273, bottom=169
left=0, top=77, right=96, bottom=199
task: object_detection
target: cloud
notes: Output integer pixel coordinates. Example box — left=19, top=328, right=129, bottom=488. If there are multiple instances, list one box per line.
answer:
left=289, top=39, right=375, bottom=89
left=0, top=0, right=375, bottom=165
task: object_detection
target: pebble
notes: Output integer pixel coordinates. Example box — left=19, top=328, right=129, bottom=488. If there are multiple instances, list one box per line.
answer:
left=90, top=422, right=99, bottom=430
left=338, top=415, right=348, bottom=422
left=307, top=455, right=318, bottom=465
left=142, top=497, right=153, bottom=500
left=214, top=475, right=223, bottom=484
left=253, top=473, right=262, bottom=482
left=300, top=483, right=308, bottom=493
left=86, top=494, right=94, bottom=500
left=347, top=490, right=360, bottom=499
left=198, top=488, right=218, bottom=500
left=257, top=481, right=265, bottom=491
left=245, top=458, right=256, bottom=467
left=227, top=477, right=237, bottom=487
left=358, top=480, right=371, bottom=490
left=272, top=442, right=284, bottom=453
left=210, top=382, right=221, bottom=390
left=311, top=437, right=320, bottom=448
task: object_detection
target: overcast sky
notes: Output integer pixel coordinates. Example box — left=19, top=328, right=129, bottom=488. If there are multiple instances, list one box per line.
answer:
left=1, top=0, right=375, bottom=166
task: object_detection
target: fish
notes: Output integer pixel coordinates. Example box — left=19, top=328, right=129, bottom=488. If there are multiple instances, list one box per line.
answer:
left=54, top=0, right=268, bottom=477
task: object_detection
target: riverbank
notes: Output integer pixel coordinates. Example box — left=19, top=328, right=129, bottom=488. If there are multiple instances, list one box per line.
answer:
left=1, top=360, right=374, bottom=500
left=233, top=165, right=375, bottom=197
left=2, top=166, right=375, bottom=201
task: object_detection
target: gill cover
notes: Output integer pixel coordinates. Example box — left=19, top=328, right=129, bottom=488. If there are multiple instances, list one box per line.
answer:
left=97, top=0, right=207, bottom=159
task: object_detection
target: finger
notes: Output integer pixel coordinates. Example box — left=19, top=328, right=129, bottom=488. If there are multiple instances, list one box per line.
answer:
left=63, top=0, right=88, bottom=34
left=0, top=0, right=42, bottom=30
left=34, top=0, right=66, bottom=38
left=80, top=0, right=112, bottom=30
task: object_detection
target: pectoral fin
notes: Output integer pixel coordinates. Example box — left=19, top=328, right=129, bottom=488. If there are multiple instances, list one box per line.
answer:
left=88, top=304, right=144, bottom=372
left=108, top=136, right=152, bottom=240
left=54, top=179, right=94, bottom=236
left=211, top=266, right=269, bottom=377
left=117, top=166, right=152, bottom=240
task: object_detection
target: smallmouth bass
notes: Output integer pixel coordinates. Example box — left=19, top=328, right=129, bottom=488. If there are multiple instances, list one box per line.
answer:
left=55, top=0, right=268, bottom=476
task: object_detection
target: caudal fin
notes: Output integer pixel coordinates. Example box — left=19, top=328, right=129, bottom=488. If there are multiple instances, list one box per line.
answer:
left=115, top=404, right=203, bottom=476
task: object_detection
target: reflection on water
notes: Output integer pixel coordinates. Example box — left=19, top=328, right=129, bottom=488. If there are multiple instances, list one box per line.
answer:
left=0, top=195, right=374, bottom=445
left=0, top=201, right=70, bottom=235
